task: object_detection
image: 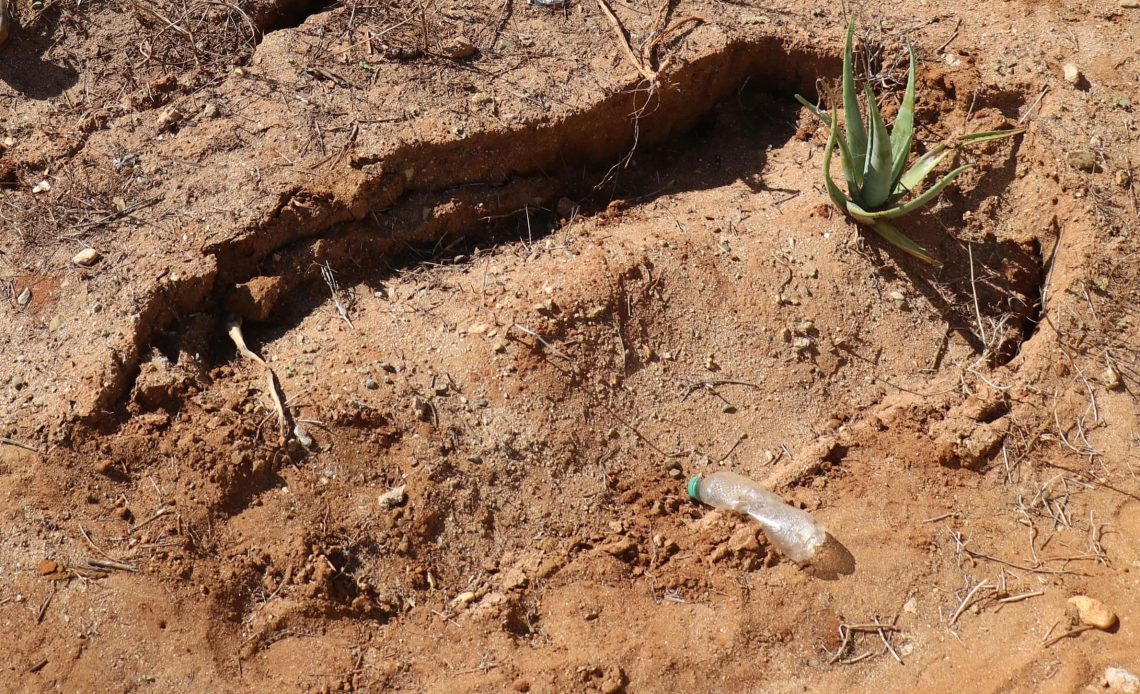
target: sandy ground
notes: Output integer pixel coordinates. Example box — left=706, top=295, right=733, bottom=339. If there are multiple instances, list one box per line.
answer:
left=2, top=0, right=1140, bottom=691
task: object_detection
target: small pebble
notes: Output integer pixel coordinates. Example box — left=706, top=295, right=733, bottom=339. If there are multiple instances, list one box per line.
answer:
left=72, top=248, right=101, bottom=266
left=1105, top=667, right=1140, bottom=694
left=156, top=106, right=183, bottom=131
left=512, top=679, right=531, bottom=693
left=36, top=560, right=63, bottom=576
left=1067, top=150, right=1097, bottom=172
left=600, top=665, right=627, bottom=694
left=441, top=37, right=477, bottom=60
left=362, top=377, right=378, bottom=390
left=32, top=180, right=51, bottom=194
left=1101, top=367, right=1122, bottom=390
left=450, top=591, right=476, bottom=607
left=1067, top=595, right=1118, bottom=630
left=1062, top=62, right=1081, bottom=85
left=16, top=287, right=31, bottom=306
left=378, top=485, right=408, bottom=510
left=1121, top=0, right=1139, bottom=8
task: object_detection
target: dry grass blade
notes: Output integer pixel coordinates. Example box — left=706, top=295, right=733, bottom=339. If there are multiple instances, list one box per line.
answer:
left=949, top=579, right=992, bottom=626
left=1, top=437, right=40, bottom=453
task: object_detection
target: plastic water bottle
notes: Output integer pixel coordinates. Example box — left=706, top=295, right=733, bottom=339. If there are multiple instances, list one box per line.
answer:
left=688, top=471, right=828, bottom=565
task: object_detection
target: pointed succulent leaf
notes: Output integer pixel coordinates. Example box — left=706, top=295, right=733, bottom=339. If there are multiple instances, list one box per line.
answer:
left=795, top=93, right=862, bottom=197
left=825, top=85, right=864, bottom=197
left=889, top=42, right=917, bottom=188
left=854, top=164, right=975, bottom=220
left=794, top=94, right=832, bottom=125
left=841, top=20, right=867, bottom=176
left=956, top=127, right=1026, bottom=146
left=895, top=144, right=951, bottom=193
left=870, top=220, right=937, bottom=264
left=821, top=116, right=852, bottom=213
left=859, top=83, right=895, bottom=208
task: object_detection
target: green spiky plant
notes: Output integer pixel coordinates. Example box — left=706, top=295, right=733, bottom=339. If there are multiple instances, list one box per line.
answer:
left=795, top=21, right=1024, bottom=263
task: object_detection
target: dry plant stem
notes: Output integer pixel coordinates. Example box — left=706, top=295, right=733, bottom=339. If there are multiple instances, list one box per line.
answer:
left=509, top=323, right=573, bottom=361
left=642, top=15, right=706, bottom=72
left=595, top=0, right=657, bottom=84
left=227, top=320, right=266, bottom=366
left=844, top=624, right=902, bottom=633
left=0, top=437, right=39, bottom=453
left=1043, top=624, right=1094, bottom=647
left=265, top=370, right=289, bottom=432
left=936, top=17, right=962, bottom=53
left=87, top=558, right=140, bottom=573
left=949, top=579, right=992, bottom=626
left=125, top=0, right=193, bottom=39
left=968, top=244, right=987, bottom=347
left=37, top=586, right=56, bottom=624
left=78, top=523, right=117, bottom=563
left=964, top=545, right=1088, bottom=576
left=1019, top=86, right=1049, bottom=125
left=129, top=507, right=173, bottom=534
left=922, top=512, right=959, bottom=523
left=321, top=262, right=354, bottom=329
left=227, top=319, right=296, bottom=438
left=997, top=590, right=1044, bottom=604
left=879, top=628, right=902, bottom=664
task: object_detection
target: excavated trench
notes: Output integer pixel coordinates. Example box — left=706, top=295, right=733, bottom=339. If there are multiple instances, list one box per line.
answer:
left=96, top=34, right=1045, bottom=430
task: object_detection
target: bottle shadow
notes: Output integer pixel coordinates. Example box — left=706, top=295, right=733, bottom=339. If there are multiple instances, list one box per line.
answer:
left=806, top=533, right=856, bottom=580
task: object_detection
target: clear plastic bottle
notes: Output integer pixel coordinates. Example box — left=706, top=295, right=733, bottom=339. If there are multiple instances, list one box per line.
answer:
left=688, top=471, right=828, bottom=565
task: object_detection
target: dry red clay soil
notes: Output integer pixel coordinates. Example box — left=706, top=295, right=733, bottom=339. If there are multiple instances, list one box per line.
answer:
left=2, top=0, right=1140, bottom=691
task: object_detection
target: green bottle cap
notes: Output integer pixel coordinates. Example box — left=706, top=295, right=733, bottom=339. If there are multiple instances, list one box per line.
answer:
left=687, top=475, right=702, bottom=502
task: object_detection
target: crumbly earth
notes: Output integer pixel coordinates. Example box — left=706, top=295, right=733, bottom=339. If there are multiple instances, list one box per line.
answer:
left=2, top=0, right=1139, bottom=691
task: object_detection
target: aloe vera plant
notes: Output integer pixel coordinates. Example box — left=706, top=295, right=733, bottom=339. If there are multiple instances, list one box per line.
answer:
left=796, top=21, right=1024, bottom=263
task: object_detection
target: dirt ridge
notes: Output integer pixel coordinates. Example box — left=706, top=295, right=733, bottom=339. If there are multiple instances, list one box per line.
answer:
left=84, top=35, right=840, bottom=426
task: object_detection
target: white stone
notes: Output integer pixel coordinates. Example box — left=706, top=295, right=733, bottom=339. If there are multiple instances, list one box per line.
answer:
left=1063, top=62, right=1081, bottom=84
left=1106, top=667, right=1140, bottom=694
left=72, top=248, right=101, bottom=266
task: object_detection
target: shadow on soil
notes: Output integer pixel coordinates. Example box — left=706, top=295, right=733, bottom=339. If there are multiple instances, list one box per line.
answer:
left=0, top=20, right=79, bottom=99
left=865, top=134, right=1040, bottom=364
